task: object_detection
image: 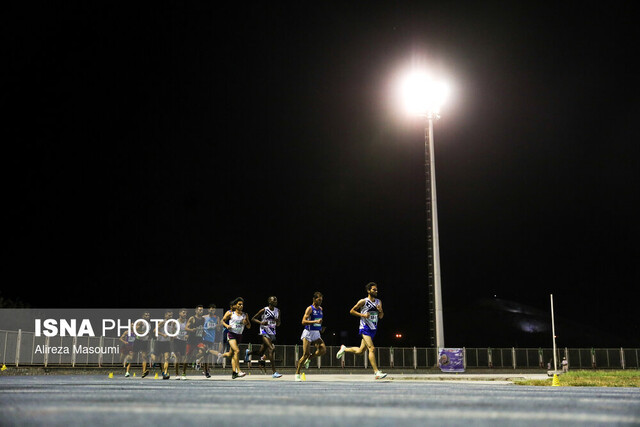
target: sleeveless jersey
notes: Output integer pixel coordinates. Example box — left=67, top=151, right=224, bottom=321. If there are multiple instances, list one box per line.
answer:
left=304, top=305, right=323, bottom=331
left=135, top=320, right=150, bottom=341
left=203, top=314, right=218, bottom=343
left=228, top=312, right=246, bottom=334
left=359, top=298, right=381, bottom=332
left=189, top=316, right=205, bottom=342
left=259, top=307, right=279, bottom=336
left=175, top=319, right=188, bottom=341
left=157, top=320, right=172, bottom=342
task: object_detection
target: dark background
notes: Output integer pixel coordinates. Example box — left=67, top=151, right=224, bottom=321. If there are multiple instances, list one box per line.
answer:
left=5, top=2, right=638, bottom=348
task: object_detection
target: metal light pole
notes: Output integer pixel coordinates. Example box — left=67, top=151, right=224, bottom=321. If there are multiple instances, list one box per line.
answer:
left=424, top=112, right=445, bottom=349
left=401, top=70, right=448, bottom=349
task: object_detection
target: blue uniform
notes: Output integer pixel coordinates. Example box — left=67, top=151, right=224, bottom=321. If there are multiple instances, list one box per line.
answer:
left=305, top=305, right=323, bottom=331
left=203, top=314, right=219, bottom=344
left=359, top=298, right=380, bottom=338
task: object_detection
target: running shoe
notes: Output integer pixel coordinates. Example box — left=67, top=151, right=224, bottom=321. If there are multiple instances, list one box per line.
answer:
left=204, top=372, right=211, bottom=378
left=181, top=374, right=187, bottom=380
left=374, top=371, right=388, bottom=380
left=295, top=374, right=301, bottom=382
left=124, top=372, right=131, bottom=378
left=336, top=344, right=346, bottom=359
left=244, top=349, right=251, bottom=363
left=217, top=354, right=224, bottom=364
left=272, top=372, right=282, bottom=378
left=304, top=358, right=310, bottom=369
left=231, top=371, right=238, bottom=379
left=141, top=370, right=149, bottom=378
left=237, top=371, right=246, bottom=378
left=162, top=373, right=170, bottom=380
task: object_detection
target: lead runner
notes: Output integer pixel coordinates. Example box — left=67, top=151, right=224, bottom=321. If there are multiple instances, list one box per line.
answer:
left=336, top=282, right=387, bottom=379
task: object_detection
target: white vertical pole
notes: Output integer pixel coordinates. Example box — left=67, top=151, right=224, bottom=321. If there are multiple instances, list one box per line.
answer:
left=427, top=115, right=445, bottom=349
left=551, top=294, right=557, bottom=372
left=72, top=337, right=77, bottom=368
left=16, top=329, right=22, bottom=368
left=44, top=336, right=50, bottom=368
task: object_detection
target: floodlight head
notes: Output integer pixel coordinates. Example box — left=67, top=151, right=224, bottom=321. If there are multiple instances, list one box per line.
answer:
left=401, top=71, right=448, bottom=118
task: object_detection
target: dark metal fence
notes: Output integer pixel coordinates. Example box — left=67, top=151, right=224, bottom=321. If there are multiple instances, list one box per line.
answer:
left=2, top=330, right=638, bottom=369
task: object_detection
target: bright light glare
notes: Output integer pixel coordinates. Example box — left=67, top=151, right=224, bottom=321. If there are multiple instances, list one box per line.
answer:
left=401, top=71, right=449, bottom=117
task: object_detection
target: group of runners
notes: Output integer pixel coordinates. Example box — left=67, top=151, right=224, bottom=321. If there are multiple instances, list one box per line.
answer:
left=120, top=282, right=387, bottom=380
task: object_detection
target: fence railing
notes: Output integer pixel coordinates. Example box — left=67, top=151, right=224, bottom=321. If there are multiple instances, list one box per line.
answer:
left=2, top=330, right=638, bottom=370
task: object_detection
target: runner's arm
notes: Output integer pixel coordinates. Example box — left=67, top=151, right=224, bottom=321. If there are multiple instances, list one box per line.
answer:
left=349, top=299, right=368, bottom=318
left=251, top=308, right=265, bottom=325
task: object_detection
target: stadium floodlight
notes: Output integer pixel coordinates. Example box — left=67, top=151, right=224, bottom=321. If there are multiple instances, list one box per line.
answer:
left=401, top=69, right=448, bottom=350
left=401, top=71, right=449, bottom=118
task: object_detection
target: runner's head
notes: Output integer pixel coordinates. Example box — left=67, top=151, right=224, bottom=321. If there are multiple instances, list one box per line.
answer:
left=366, top=282, right=378, bottom=296
left=312, top=291, right=323, bottom=305
left=231, top=297, right=244, bottom=311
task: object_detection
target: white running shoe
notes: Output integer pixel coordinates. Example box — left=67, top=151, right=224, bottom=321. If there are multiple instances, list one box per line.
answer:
left=304, top=358, right=310, bottom=369
left=295, top=374, right=301, bottom=382
left=272, top=372, right=283, bottom=378
left=336, top=344, right=346, bottom=359
left=237, top=371, right=246, bottom=378
left=375, top=371, right=388, bottom=380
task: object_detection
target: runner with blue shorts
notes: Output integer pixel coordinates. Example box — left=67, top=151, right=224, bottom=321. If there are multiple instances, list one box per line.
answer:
left=336, top=282, right=387, bottom=379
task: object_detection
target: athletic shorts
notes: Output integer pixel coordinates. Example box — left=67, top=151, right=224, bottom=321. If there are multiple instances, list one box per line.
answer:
left=173, top=339, right=187, bottom=355
left=359, top=328, right=377, bottom=338
left=133, top=339, right=150, bottom=354
left=227, top=331, right=243, bottom=342
left=261, top=333, right=277, bottom=343
left=156, top=340, right=171, bottom=355
left=120, top=343, right=134, bottom=355
left=300, top=329, right=322, bottom=343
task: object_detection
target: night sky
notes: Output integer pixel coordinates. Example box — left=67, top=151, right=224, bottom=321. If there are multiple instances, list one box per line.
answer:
left=6, top=2, right=638, bottom=348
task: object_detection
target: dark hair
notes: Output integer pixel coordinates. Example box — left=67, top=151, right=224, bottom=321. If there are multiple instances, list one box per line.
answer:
left=366, top=282, right=377, bottom=292
left=313, top=291, right=323, bottom=299
left=230, top=297, right=244, bottom=307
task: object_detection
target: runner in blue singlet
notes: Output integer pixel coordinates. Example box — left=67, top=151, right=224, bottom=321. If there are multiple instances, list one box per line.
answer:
left=336, top=282, right=387, bottom=379
left=296, top=292, right=326, bottom=381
